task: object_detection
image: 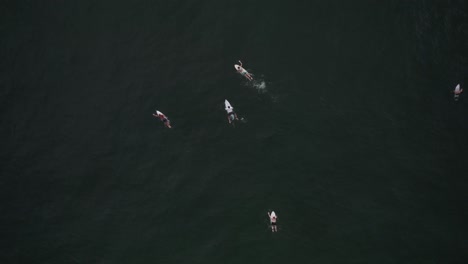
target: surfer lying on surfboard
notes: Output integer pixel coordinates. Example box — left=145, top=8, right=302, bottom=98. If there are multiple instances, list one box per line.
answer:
left=268, top=211, right=278, bottom=232
left=153, top=110, right=172, bottom=128
left=225, top=100, right=239, bottom=124
left=453, top=84, right=463, bottom=101
left=234, top=60, right=253, bottom=81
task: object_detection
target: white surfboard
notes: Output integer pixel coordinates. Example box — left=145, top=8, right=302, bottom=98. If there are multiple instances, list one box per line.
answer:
left=454, top=84, right=461, bottom=101
left=270, top=211, right=276, bottom=218
left=156, top=110, right=169, bottom=120
left=234, top=64, right=253, bottom=81
left=225, top=99, right=233, bottom=112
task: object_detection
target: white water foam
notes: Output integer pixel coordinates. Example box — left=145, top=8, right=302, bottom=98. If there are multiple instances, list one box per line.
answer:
left=253, top=80, right=267, bottom=93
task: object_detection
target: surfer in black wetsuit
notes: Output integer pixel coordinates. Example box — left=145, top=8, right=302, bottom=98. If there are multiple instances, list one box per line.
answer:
left=225, top=105, right=238, bottom=124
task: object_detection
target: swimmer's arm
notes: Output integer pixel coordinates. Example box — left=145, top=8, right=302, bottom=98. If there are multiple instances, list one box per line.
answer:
left=152, top=113, right=158, bottom=117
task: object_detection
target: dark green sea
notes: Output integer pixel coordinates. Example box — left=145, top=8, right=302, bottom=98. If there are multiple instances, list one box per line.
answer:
left=1, top=0, right=468, bottom=263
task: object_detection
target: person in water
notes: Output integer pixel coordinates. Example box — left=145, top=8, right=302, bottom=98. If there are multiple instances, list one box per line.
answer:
left=225, top=105, right=239, bottom=124
left=454, top=84, right=463, bottom=101
left=267, top=211, right=278, bottom=232
left=236, top=60, right=253, bottom=81
left=153, top=112, right=172, bottom=128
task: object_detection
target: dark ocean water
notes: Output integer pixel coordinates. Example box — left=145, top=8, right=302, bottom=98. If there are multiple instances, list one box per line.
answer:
left=1, top=0, right=468, bottom=263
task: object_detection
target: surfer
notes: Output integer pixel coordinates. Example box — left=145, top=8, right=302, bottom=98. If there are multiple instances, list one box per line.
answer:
left=454, top=84, right=463, bottom=101
left=225, top=104, right=238, bottom=124
left=268, top=211, right=278, bottom=232
left=235, top=60, right=253, bottom=81
left=153, top=110, right=172, bottom=128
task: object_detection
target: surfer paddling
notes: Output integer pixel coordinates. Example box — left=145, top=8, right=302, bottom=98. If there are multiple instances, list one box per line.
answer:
left=234, top=60, right=253, bottom=81
left=153, top=110, right=172, bottom=128
left=453, top=84, right=463, bottom=101
left=268, top=211, right=278, bottom=232
left=225, top=100, right=239, bottom=124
